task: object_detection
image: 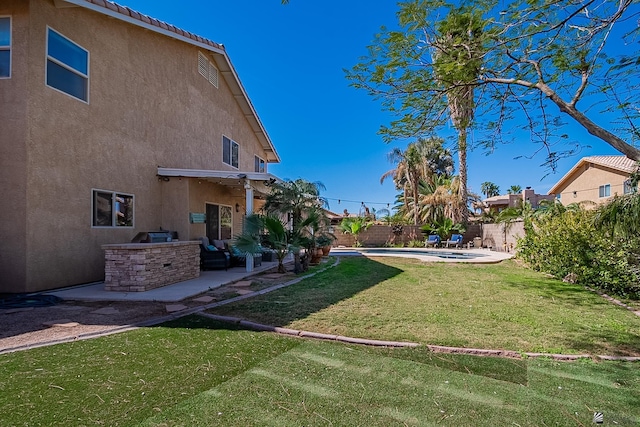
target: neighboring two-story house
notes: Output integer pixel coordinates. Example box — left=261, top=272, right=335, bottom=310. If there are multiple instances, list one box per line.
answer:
left=1, top=0, right=281, bottom=293
left=548, top=156, right=637, bottom=207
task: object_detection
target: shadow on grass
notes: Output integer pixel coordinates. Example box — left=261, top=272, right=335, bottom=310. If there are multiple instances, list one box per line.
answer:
left=180, top=257, right=402, bottom=328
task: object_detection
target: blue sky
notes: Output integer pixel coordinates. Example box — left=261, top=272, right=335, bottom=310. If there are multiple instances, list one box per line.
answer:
left=118, top=0, right=623, bottom=215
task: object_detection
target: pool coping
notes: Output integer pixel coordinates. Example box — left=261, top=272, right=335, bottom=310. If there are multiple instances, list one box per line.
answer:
left=332, top=247, right=514, bottom=264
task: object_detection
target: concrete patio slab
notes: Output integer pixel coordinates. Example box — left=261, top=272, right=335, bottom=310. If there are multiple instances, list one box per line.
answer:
left=47, top=259, right=287, bottom=303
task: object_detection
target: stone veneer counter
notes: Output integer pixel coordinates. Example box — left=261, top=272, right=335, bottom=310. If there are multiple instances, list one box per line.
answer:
left=102, top=241, right=200, bottom=292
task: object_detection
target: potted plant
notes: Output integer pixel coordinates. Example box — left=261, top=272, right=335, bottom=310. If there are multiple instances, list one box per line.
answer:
left=316, top=234, right=334, bottom=256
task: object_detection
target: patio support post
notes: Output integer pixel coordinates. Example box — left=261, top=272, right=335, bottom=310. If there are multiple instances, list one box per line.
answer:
left=244, top=179, right=254, bottom=272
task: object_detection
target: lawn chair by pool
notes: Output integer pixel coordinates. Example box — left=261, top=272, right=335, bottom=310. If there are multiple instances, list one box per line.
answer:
left=424, top=234, right=441, bottom=248
left=445, top=234, right=463, bottom=248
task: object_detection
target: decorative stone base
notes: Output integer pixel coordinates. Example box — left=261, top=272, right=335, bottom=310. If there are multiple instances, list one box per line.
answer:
left=102, top=241, right=200, bottom=292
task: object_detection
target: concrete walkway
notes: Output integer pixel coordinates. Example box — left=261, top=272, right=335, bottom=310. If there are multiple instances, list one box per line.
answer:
left=48, top=259, right=287, bottom=302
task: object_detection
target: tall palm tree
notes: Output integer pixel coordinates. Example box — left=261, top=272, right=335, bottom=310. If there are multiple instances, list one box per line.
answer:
left=433, top=7, right=485, bottom=224
left=507, top=185, right=522, bottom=195
left=381, top=137, right=453, bottom=225
left=480, top=181, right=500, bottom=199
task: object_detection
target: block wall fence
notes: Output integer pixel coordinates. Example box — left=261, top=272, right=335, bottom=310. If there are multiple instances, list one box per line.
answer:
left=331, top=222, right=525, bottom=253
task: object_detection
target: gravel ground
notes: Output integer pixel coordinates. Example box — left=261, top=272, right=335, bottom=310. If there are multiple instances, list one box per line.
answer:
left=0, top=269, right=297, bottom=354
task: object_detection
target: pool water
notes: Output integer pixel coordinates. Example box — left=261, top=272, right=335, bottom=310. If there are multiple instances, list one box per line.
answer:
left=357, top=249, right=487, bottom=260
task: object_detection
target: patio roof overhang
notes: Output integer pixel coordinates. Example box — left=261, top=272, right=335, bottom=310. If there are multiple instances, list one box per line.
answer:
left=157, top=167, right=282, bottom=197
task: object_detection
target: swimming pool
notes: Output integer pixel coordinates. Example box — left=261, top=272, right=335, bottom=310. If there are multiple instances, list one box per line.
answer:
left=359, top=248, right=485, bottom=259
left=347, top=248, right=513, bottom=263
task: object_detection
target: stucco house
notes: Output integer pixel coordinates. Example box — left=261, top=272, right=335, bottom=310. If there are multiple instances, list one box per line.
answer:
left=548, top=156, right=637, bottom=207
left=479, top=188, right=555, bottom=213
left=0, top=0, right=281, bottom=293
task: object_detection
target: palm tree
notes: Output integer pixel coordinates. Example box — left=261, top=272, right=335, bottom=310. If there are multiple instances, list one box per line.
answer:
left=264, top=179, right=329, bottom=273
left=507, top=185, right=522, bottom=195
left=480, top=181, right=500, bottom=199
left=433, top=7, right=485, bottom=225
left=381, top=137, right=453, bottom=225
left=593, top=193, right=640, bottom=239
left=234, top=214, right=290, bottom=273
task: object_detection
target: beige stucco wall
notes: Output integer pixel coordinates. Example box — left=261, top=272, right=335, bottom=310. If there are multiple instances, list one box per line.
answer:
left=553, top=164, right=629, bottom=207
left=0, top=0, right=29, bottom=292
left=0, top=0, right=274, bottom=292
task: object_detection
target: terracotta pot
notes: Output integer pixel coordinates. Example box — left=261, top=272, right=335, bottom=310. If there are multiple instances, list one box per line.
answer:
left=310, top=248, right=323, bottom=265
left=321, top=245, right=331, bottom=256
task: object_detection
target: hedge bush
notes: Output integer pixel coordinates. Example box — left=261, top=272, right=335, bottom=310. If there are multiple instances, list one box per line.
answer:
left=517, top=209, right=640, bottom=299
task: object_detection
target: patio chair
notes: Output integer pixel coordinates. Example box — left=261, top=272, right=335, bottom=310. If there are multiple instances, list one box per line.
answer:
left=424, top=234, right=441, bottom=248
left=444, top=234, right=463, bottom=248
left=229, top=245, right=263, bottom=267
left=199, top=237, right=230, bottom=270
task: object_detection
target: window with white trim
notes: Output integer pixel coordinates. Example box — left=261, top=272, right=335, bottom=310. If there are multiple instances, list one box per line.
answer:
left=198, top=52, right=218, bottom=88
left=46, top=27, right=89, bottom=102
left=223, top=136, right=239, bottom=168
left=255, top=156, right=265, bottom=173
left=92, top=190, right=134, bottom=227
left=0, top=17, right=10, bottom=78
left=598, top=184, right=611, bottom=198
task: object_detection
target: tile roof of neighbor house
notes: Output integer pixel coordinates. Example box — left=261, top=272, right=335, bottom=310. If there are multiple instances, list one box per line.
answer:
left=54, top=0, right=280, bottom=163
left=547, top=155, right=638, bottom=194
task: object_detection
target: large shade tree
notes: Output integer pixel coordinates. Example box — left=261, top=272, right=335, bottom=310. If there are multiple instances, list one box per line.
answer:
left=348, top=0, right=640, bottom=175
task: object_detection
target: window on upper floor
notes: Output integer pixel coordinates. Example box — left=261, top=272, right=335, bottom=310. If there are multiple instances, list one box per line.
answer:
left=624, top=179, right=636, bottom=195
left=0, top=17, right=10, bottom=78
left=255, top=156, right=265, bottom=173
left=598, top=184, right=611, bottom=198
left=92, top=189, right=134, bottom=227
left=198, top=52, right=218, bottom=88
left=223, top=136, right=238, bottom=168
left=46, top=27, right=89, bottom=102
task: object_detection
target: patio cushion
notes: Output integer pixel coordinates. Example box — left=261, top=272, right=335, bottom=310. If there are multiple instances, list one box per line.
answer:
left=212, top=239, right=226, bottom=250
left=206, top=245, right=217, bottom=251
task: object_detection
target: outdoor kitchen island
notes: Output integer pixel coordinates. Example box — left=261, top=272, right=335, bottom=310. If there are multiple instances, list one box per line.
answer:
left=102, top=241, right=200, bottom=292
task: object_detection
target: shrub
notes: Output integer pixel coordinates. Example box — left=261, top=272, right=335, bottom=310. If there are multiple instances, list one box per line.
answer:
left=518, top=209, right=640, bottom=299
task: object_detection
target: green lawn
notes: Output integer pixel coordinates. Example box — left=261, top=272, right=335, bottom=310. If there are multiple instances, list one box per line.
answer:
left=1, top=316, right=638, bottom=426
left=210, top=257, right=640, bottom=356
left=2, top=256, right=640, bottom=426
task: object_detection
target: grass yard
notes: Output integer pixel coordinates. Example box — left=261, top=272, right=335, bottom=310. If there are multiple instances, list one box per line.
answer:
left=1, top=316, right=639, bottom=426
left=210, top=257, right=640, bottom=356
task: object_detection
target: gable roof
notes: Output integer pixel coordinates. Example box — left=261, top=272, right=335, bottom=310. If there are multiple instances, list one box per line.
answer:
left=53, top=0, right=280, bottom=163
left=548, top=155, right=637, bottom=195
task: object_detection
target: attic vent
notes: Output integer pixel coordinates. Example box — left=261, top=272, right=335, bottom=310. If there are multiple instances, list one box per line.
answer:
left=198, top=52, right=218, bottom=88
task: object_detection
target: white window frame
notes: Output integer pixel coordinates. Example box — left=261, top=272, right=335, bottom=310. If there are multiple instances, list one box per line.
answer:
left=223, top=135, right=239, bottom=169
left=198, top=51, right=218, bottom=88
left=0, top=16, right=11, bottom=79
left=46, top=27, right=89, bottom=103
left=623, top=179, right=635, bottom=195
left=254, top=155, right=265, bottom=173
left=91, top=189, right=134, bottom=228
left=598, top=184, right=611, bottom=198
